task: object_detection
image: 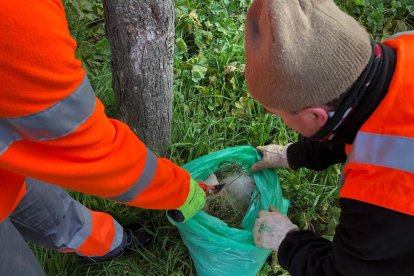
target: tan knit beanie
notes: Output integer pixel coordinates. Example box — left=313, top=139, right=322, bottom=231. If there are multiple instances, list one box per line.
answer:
left=245, top=0, right=372, bottom=112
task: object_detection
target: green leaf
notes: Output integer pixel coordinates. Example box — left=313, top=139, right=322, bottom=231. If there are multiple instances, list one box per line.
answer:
left=191, top=63, right=208, bottom=83
left=176, top=37, right=188, bottom=53
left=408, top=5, right=414, bottom=16
left=188, top=10, right=202, bottom=27
left=190, top=54, right=209, bottom=83
left=258, top=263, right=272, bottom=276
left=394, top=20, right=409, bottom=33
left=352, top=0, right=365, bottom=5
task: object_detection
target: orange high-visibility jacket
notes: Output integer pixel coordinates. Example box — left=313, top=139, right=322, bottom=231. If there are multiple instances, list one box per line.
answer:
left=0, top=1, right=191, bottom=221
left=340, top=32, right=414, bottom=216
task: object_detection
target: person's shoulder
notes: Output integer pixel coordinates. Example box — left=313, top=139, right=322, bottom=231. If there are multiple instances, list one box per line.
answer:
left=0, top=0, right=84, bottom=117
left=387, top=30, right=414, bottom=40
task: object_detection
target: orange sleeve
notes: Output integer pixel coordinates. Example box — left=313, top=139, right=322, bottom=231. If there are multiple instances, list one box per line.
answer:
left=0, top=0, right=85, bottom=117
left=0, top=100, right=191, bottom=210
left=0, top=1, right=190, bottom=210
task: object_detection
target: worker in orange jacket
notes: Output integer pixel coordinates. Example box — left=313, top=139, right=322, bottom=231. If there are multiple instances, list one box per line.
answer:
left=245, top=0, right=414, bottom=275
left=0, top=1, right=205, bottom=274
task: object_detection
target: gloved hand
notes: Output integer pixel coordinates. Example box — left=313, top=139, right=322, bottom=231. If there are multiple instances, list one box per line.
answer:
left=167, top=177, right=206, bottom=223
left=253, top=206, right=299, bottom=251
left=251, top=143, right=292, bottom=171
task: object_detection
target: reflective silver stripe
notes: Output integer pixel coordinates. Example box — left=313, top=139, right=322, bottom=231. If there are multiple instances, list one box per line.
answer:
left=66, top=207, right=93, bottom=250
left=0, top=122, right=15, bottom=155
left=108, top=219, right=124, bottom=253
left=0, top=77, right=96, bottom=154
left=389, top=31, right=414, bottom=39
left=348, top=132, right=414, bottom=174
left=109, top=149, right=158, bottom=202
left=25, top=176, right=124, bottom=257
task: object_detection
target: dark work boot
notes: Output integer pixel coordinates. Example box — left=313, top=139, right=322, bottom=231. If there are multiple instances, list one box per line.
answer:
left=80, top=224, right=153, bottom=263
left=123, top=225, right=153, bottom=252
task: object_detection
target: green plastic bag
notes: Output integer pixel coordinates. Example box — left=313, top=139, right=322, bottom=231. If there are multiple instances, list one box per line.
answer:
left=168, top=146, right=290, bottom=276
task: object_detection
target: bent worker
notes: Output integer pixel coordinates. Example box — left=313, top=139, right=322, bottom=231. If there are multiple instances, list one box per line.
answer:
left=0, top=1, right=205, bottom=275
left=245, top=0, right=414, bottom=275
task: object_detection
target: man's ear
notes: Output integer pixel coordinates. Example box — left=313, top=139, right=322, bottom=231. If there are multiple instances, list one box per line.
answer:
left=301, top=106, right=330, bottom=128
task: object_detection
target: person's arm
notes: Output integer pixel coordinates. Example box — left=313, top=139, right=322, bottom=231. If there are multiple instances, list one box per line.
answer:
left=252, top=135, right=346, bottom=172
left=0, top=1, right=204, bottom=218
left=287, top=136, right=347, bottom=171
left=278, top=198, right=414, bottom=276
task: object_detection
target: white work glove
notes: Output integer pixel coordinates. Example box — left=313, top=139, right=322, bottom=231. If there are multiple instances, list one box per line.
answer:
left=251, top=143, right=292, bottom=171
left=253, top=206, right=299, bottom=252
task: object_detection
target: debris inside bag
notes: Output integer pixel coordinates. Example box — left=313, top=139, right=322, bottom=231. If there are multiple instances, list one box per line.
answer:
left=221, top=174, right=255, bottom=208
left=203, top=162, right=255, bottom=228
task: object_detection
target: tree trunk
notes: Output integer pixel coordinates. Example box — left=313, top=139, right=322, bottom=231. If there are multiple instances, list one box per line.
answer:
left=103, top=0, right=174, bottom=156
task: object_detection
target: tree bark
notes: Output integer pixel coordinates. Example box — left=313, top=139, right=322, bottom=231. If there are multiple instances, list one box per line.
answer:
left=103, top=0, right=174, bottom=156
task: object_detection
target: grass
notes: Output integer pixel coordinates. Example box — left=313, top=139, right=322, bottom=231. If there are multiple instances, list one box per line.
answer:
left=29, top=0, right=414, bottom=275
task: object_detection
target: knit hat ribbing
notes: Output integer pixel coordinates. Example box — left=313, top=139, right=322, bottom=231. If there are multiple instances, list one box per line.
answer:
left=245, top=0, right=372, bottom=112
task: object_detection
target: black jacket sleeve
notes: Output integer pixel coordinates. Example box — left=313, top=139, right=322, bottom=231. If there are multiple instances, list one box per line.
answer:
left=287, top=136, right=347, bottom=171
left=278, top=198, right=414, bottom=276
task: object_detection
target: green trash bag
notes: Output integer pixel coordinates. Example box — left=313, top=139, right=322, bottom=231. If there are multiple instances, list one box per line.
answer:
left=168, top=146, right=290, bottom=276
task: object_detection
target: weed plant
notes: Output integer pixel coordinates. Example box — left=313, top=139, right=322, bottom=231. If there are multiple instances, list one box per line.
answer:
left=29, top=0, right=414, bottom=275
left=204, top=190, right=246, bottom=229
